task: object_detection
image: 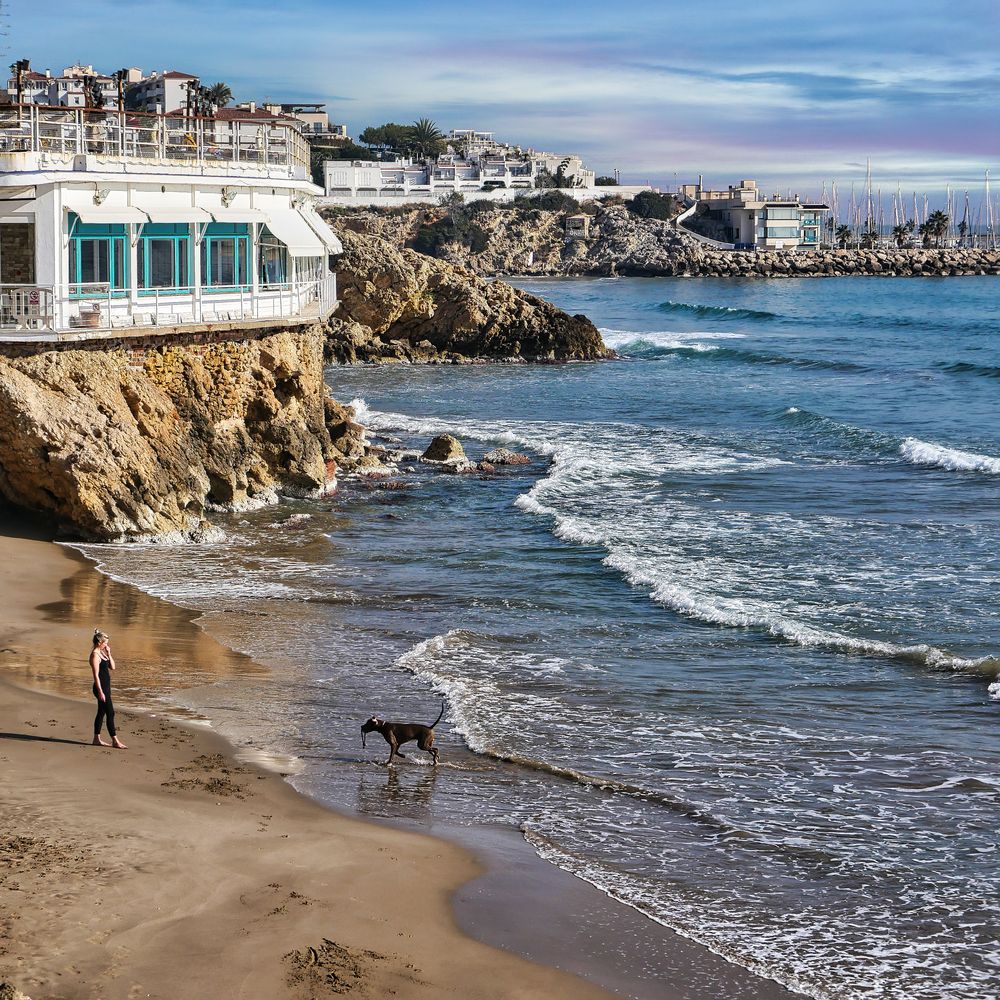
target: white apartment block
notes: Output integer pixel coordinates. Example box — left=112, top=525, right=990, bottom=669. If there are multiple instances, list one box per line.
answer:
left=6, top=64, right=123, bottom=108
left=126, top=70, right=199, bottom=114
left=680, top=179, right=829, bottom=250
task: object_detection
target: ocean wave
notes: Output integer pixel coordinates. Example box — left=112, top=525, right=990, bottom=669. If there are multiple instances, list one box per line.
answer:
left=783, top=408, right=1000, bottom=476
left=938, top=361, right=1000, bottom=379
left=396, top=630, right=735, bottom=831
left=899, top=437, right=1000, bottom=475
left=601, top=547, right=999, bottom=677
left=517, top=457, right=1000, bottom=687
left=657, top=300, right=779, bottom=322
left=598, top=336, right=867, bottom=371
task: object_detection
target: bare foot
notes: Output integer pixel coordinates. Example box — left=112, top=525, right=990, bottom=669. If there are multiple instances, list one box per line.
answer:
left=112, top=737, right=128, bottom=750
left=92, top=735, right=111, bottom=747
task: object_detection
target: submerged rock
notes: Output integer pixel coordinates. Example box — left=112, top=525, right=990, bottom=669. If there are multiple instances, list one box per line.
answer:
left=483, top=447, right=531, bottom=465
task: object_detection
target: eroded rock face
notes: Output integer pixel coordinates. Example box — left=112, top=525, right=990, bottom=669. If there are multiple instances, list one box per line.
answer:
left=324, top=229, right=611, bottom=363
left=0, top=327, right=360, bottom=541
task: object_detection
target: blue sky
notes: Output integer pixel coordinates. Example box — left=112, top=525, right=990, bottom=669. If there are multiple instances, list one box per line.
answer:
left=9, top=1, right=999, bottom=199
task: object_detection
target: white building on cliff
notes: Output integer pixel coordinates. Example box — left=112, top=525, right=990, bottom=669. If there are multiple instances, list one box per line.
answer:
left=0, top=103, right=340, bottom=336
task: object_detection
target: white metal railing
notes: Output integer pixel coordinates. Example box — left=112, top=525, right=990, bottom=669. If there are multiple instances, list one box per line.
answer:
left=0, top=273, right=337, bottom=337
left=0, top=104, right=310, bottom=178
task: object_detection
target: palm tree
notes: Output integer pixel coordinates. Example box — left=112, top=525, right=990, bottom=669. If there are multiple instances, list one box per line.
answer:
left=206, top=82, right=233, bottom=111
left=409, top=118, right=444, bottom=160
left=891, top=224, right=910, bottom=248
left=926, top=210, right=949, bottom=248
left=917, top=221, right=932, bottom=248
left=835, top=224, right=852, bottom=249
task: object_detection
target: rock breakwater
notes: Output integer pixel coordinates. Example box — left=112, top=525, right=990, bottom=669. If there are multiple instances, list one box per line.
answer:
left=326, top=204, right=1000, bottom=280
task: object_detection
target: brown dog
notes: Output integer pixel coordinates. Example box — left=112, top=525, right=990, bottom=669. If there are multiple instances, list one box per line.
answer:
left=361, top=702, right=445, bottom=766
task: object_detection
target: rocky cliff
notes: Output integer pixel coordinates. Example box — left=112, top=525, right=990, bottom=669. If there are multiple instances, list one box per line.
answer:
left=323, top=228, right=610, bottom=363
left=0, top=327, right=365, bottom=541
left=329, top=204, right=1000, bottom=279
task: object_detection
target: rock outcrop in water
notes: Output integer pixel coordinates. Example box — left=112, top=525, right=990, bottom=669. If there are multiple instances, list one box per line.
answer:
left=0, top=327, right=366, bottom=541
left=328, top=204, right=1000, bottom=279
left=323, top=228, right=611, bottom=363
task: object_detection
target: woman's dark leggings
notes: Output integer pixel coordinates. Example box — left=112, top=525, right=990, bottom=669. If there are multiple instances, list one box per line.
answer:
left=93, top=675, right=115, bottom=738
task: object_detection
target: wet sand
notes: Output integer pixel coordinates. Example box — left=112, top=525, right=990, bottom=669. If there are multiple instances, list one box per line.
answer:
left=0, top=512, right=795, bottom=999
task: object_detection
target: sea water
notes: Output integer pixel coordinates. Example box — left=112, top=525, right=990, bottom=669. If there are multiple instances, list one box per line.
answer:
left=79, top=276, right=999, bottom=999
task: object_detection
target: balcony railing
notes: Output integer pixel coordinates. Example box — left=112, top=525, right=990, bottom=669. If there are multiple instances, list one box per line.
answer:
left=0, top=273, right=337, bottom=337
left=0, top=104, right=311, bottom=179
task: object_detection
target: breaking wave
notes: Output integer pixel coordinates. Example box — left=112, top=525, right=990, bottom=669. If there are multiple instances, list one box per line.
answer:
left=657, top=300, right=779, bottom=322
left=899, top=438, right=1000, bottom=475
left=782, top=408, right=1000, bottom=476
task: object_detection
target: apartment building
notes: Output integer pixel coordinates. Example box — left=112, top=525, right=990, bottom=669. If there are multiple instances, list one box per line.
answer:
left=681, top=179, right=828, bottom=250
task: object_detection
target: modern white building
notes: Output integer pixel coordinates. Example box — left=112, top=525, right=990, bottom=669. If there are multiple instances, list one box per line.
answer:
left=6, top=64, right=125, bottom=109
left=324, top=151, right=596, bottom=201
left=0, top=103, right=340, bottom=336
left=125, top=70, right=199, bottom=114
left=680, top=179, right=829, bottom=250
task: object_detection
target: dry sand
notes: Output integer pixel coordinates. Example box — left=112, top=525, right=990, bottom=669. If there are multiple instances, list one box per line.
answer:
left=0, top=514, right=795, bottom=1000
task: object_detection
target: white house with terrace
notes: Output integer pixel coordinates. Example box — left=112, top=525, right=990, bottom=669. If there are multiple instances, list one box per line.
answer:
left=0, top=103, right=341, bottom=338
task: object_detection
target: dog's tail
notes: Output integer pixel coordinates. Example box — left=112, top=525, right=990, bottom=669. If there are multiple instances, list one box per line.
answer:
left=429, top=700, right=445, bottom=729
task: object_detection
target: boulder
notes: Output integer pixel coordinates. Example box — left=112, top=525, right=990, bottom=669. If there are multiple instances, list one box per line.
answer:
left=483, top=447, right=531, bottom=465
left=421, top=434, right=466, bottom=463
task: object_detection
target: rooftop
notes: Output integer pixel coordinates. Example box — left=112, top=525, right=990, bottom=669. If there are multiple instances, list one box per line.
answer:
left=0, top=103, right=310, bottom=181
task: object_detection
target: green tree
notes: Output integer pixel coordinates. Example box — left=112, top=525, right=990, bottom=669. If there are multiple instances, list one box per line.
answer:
left=206, top=82, right=233, bottom=111
left=359, top=123, right=417, bottom=159
left=835, top=224, right=852, bottom=248
left=409, top=117, right=445, bottom=159
left=595, top=176, right=618, bottom=186
left=891, top=223, right=911, bottom=248
left=626, top=191, right=677, bottom=221
left=926, top=210, right=949, bottom=248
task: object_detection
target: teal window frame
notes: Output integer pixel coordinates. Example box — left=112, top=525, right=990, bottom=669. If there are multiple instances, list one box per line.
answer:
left=67, top=213, right=128, bottom=298
left=258, top=227, right=288, bottom=286
left=137, top=223, right=191, bottom=296
left=200, top=223, right=251, bottom=293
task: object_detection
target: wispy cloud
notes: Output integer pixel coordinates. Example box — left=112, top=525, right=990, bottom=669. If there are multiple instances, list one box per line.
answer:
left=9, top=0, right=998, bottom=195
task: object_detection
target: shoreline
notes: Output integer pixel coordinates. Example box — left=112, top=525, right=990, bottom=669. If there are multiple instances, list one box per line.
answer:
left=0, top=514, right=797, bottom=999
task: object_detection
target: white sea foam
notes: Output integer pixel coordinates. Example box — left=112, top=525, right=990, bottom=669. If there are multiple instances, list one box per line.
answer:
left=599, top=328, right=748, bottom=354
left=356, top=397, right=999, bottom=687
left=899, top=437, right=1000, bottom=475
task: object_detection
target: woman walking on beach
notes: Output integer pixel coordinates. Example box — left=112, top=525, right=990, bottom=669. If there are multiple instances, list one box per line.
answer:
left=91, top=629, right=126, bottom=749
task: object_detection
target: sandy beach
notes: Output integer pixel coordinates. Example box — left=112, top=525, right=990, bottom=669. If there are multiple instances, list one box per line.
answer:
left=0, top=513, right=795, bottom=1000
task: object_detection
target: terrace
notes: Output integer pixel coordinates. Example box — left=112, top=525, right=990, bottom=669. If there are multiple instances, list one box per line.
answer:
left=0, top=103, right=310, bottom=180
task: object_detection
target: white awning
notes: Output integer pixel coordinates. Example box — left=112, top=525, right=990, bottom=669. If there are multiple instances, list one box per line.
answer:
left=136, top=206, right=213, bottom=224
left=63, top=195, right=147, bottom=225
left=209, top=208, right=269, bottom=223
left=302, top=208, right=342, bottom=254
left=262, top=209, right=325, bottom=257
